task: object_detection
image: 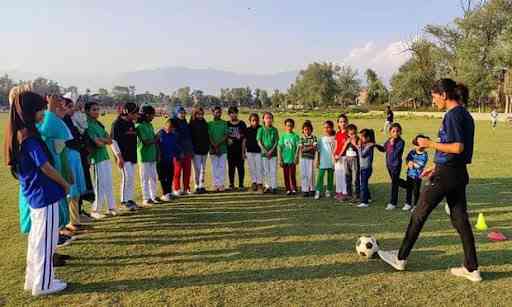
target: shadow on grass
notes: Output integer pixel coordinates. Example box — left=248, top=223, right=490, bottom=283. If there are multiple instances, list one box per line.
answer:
left=68, top=177, right=512, bottom=293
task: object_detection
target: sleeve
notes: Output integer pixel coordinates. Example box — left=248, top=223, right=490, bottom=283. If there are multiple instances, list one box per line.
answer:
left=27, top=140, right=49, bottom=168
left=256, top=127, right=262, bottom=142
left=136, top=124, right=151, bottom=141
left=111, top=121, right=121, bottom=142
left=446, top=112, right=465, bottom=143
left=406, top=150, right=413, bottom=162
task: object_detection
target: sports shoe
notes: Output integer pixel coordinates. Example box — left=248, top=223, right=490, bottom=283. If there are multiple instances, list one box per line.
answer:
left=402, top=204, right=412, bottom=211
left=335, top=193, right=343, bottom=201
left=32, top=280, right=67, bottom=296
left=291, top=190, right=296, bottom=195
left=314, top=191, right=321, bottom=200
left=142, top=199, right=155, bottom=207
left=153, top=197, right=163, bottom=204
left=121, top=202, right=136, bottom=212
left=251, top=183, right=258, bottom=191
left=385, top=204, right=397, bottom=210
left=172, top=190, right=181, bottom=197
left=107, top=209, right=119, bottom=217
left=57, top=235, right=73, bottom=248
left=325, top=191, right=332, bottom=198
left=239, top=187, right=246, bottom=192
left=185, top=190, right=193, bottom=195
left=128, top=200, right=140, bottom=209
left=378, top=250, right=407, bottom=271
left=90, top=212, right=106, bottom=220
left=161, top=194, right=173, bottom=202
left=450, top=266, right=482, bottom=282
left=286, top=190, right=292, bottom=196
left=357, top=203, right=369, bottom=208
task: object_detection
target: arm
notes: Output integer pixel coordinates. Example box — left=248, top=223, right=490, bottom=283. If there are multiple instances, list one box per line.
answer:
left=41, top=162, right=70, bottom=194
left=418, top=138, right=464, bottom=154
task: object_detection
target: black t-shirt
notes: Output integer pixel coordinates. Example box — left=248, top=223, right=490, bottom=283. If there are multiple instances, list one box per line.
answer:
left=111, top=116, right=138, bottom=163
left=434, top=105, right=474, bottom=166
left=190, top=119, right=210, bottom=155
left=227, top=120, right=247, bottom=158
left=245, top=125, right=262, bottom=153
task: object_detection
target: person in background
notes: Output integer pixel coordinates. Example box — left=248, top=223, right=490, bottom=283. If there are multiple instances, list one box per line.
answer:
left=172, top=106, right=194, bottom=195
left=490, top=108, right=498, bottom=129
left=299, top=120, right=317, bottom=197
left=278, top=118, right=300, bottom=195
left=136, top=105, right=161, bottom=206
left=227, top=107, right=247, bottom=191
left=245, top=113, right=263, bottom=192
left=157, top=119, right=179, bottom=201
left=357, top=129, right=376, bottom=208
left=384, top=105, right=394, bottom=133
left=333, top=114, right=349, bottom=201
left=110, top=102, right=139, bottom=211
left=402, top=135, right=429, bottom=211
left=315, top=120, right=336, bottom=200
left=208, top=106, right=229, bottom=192
left=257, top=112, right=279, bottom=194
left=85, top=101, right=117, bottom=219
left=6, top=92, right=70, bottom=296
left=62, top=98, right=88, bottom=231
left=376, top=123, right=406, bottom=210
left=189, top=106, right=210, bottom=194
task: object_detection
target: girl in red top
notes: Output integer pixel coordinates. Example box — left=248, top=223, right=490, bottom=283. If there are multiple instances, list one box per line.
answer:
left=333, top=114, right=349, bottom=201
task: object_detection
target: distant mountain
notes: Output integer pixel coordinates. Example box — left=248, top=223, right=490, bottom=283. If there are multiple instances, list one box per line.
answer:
left=3, top=67, right=299, bottom=95
left=114, top=67, right=298, bottom=95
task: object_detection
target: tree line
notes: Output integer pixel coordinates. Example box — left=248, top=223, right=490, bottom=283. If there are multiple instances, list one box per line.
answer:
left=2, top=0, right=511, bottom=111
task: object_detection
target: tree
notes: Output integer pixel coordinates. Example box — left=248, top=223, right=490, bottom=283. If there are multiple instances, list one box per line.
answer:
left=98, top=88, right=109, bottom=97
left=289, top=62, right=339, bottom=109
left=335, top=65, right=361, bottom=107
left=365, top=69, right=389, bottom=104
left=0, top=74, right=15, bottom=106
left=174, top=86, right=193, bottom=107
left=112, top=86, right=131, bottom=102
left=271, top=89, right=287, bottom=109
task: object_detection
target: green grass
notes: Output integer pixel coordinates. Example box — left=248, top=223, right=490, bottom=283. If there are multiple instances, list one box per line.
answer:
left=0, top=112, right=511, bottom=306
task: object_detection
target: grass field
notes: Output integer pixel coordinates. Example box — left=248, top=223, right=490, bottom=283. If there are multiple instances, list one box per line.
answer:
left=0, top=111, right=511, bottom=307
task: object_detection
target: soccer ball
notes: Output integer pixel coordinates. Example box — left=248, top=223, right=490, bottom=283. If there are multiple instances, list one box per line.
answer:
left=356, top=235, right=380, bottom=259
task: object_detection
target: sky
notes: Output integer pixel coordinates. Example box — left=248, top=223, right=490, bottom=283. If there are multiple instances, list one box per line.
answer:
left=1, top=0, right=462, bottom=80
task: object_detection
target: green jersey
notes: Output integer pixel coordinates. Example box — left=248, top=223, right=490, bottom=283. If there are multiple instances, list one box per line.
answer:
left=208, top=119, right=228, bottom=155
left=86, top=117, right=110, bottom=164
left=256, top=126, right=279, bottom=158
left=278, top=132, right=300, bottom=164
left=136, top=121, right=157, bottom=162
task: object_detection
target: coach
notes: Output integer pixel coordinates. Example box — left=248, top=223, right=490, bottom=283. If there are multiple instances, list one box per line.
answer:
left=379, top=78, right=481, bottom=282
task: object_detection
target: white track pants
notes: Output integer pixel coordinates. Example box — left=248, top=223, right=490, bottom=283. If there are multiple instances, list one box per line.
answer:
left=140, top=162, right=158, bottom=201
left=262, top=157, right=277, bottom=189
left=25, top=202, right=59, bottom=295
left=211, top=154, right=227, bottom=188
left=300, top=158, right=315, bottom=192
left=246, top=152, right=263, bottom=185
left=92, top=160, right=116, bottom=212
left=335, top=158, right=347, bottom=194
left=121, top=161, right=136, bottom=203
left=193, top=155, right=208, bottom=189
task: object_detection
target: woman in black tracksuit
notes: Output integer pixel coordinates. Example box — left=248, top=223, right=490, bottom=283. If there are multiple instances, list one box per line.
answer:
left=379, top=79, right=481, bottom=282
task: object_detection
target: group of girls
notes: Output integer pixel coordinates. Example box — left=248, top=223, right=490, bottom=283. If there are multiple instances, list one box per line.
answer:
left=7, top=86, right=428, bottom=296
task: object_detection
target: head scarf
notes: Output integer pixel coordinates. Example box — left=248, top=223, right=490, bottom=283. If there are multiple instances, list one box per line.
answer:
left=4, top=91, right=50, bottom=176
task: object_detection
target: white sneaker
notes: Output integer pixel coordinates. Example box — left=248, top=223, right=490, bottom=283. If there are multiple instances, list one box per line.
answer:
left=378, top=250, right=407, bottom=271
left=325, top=191, right=332, bottom=198
left=357, top=203, right=369, bottom=208
left=314, top=191, right=321, bottom=200
left=444, top=203, right=451, bottom=216
left=402, top=204, right=412, bottom=211
left=172, top=190, right=181, bottom=197
left=32, top=280, right=67, bottom=296
left=107, top=209, right=118, bottom=217
left=450, top=266, right=482, bottom=282
left=90, top=212, right=106, bottom=220
left=162, top=194, right=173, bottom=202
left=385, top=204, right=396, bottom=210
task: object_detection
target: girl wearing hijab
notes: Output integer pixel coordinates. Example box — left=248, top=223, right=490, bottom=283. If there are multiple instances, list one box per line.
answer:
left=62, top=98, right=88, bottom=231
left=5, top=92, right=70, bottom=296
